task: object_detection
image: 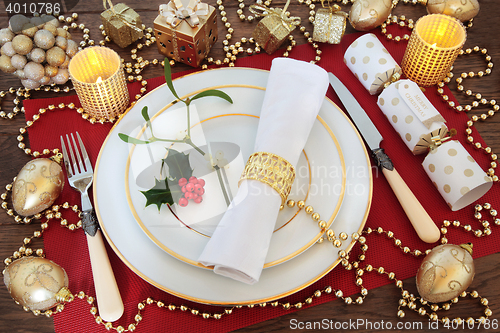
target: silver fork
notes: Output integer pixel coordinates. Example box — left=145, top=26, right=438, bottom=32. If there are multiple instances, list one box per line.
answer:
left=61, top=132, right=124, bottom=322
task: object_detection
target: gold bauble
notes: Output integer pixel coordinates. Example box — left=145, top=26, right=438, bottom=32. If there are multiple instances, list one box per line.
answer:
left=11, top=156, right=64, bottom=216
left=349, top=0, right=394, bottom=31
left=3, top=256, right=70, bottom=311
left=416, top=243, right=475, bottom=303
left=426, top=0, right=480, bottom=22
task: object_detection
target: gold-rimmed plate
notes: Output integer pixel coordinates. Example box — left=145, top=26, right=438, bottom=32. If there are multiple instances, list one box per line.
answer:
left=123, top=84, right=345, bottom=269
left=94, top=67, right=372, bottom=305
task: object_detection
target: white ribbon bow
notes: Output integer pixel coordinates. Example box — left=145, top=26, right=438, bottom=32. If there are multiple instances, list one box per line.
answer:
left=159, top=0, right=209, bottom=28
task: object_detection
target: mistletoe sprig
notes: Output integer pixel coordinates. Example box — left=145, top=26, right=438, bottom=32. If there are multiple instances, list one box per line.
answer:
left=119, top=59, right=233, bottom=209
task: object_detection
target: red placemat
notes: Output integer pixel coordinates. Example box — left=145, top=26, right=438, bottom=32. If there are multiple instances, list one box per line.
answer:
left=23, top=30, right=500, bottom=333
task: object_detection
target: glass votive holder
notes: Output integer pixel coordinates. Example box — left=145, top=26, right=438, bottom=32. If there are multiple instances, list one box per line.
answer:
left=401, top=14, right=466, bottom=87
left=68, top=46, right=129, bottom=121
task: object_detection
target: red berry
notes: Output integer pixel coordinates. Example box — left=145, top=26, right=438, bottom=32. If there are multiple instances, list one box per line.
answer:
left=194, top=183, right=202, bottom=190
left=178, top=178, right=188, bottom=186
left=179, top=197, right=188, bottom=207
left=197, top=178, right=205, bottom=187
left=181, top=185, right=187, bottom=193
left=191, top=193, right=199, bottom=200
left=189, top=176, right=198, bottom=184
left=195, top=187, right=205, bottom=196
left=185, top=183, right=195, bottom=192
left=184, top=192, right=193, bottom=200
left=194, top=196, right=203, bottom=204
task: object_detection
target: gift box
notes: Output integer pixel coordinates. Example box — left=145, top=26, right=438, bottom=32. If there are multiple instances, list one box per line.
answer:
left=154, top=1, right=217, bottom=67
left=100, top=2, right=144, bottom=48
left=250, top=2, right=301, bottom=54
left=312, top=6, right=348, bottom=44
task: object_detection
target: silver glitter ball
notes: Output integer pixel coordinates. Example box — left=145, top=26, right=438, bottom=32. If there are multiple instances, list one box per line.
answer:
left=11, top=54, right=27, bottom=69
left=1, top=42, right=16, bottom=57
left=29, top=48, right=46, bottom=63
left=0, top=28, right=15, bottom=46
left=34, top=29, right=55, bottom=50
left=24, top=61, right=45, bottom=81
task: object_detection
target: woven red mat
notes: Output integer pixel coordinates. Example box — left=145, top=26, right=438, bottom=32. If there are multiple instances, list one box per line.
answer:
left=23, top=30, right=500, bottom=332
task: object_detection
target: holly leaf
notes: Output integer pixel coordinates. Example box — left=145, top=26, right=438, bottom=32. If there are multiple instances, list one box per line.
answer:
left=140, top=177, right=183, bottom=210
left=164, top=149, right=193, bottom=182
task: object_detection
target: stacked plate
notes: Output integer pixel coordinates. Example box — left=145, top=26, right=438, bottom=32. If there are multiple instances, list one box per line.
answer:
left=94, top=68, right=372, bottom=305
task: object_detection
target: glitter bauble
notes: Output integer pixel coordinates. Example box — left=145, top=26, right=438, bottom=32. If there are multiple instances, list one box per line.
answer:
left=427, top=0, right=480, bottom=22
left=11, top=34, right=33, bottom=55
left=349, top=0, right=393, bottom=31
left=3, top=256, right=70, bottom=311
left=33, top=29, right=55, bottom=50
left=416, top=243, right=475, bottom=303
left=11, top=157, right=64, bottom=216
left=0, top=54, right=16, bottom=73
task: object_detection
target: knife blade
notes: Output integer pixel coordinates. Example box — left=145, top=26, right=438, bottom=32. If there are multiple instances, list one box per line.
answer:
left=328, top=73, right=440, bottom=243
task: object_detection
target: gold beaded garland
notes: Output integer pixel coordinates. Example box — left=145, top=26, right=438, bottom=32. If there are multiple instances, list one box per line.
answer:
left=1, top=7, right=498, bottom=332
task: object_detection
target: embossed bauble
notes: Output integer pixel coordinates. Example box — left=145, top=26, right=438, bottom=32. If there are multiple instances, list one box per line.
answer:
left=11, top=156, right=64, bottom=216
left=416, top=243, right=475, bottom=303
left=426, top=0, right=480, bottom=22
left=349, top=0, right=394, bottom=31
left=3, top=256, right=71, bottom=311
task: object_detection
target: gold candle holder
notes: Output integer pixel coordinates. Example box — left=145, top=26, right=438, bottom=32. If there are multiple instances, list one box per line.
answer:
left=68, top=46, right=129, bottom=121
left=401, top=14, right=466, bottom=87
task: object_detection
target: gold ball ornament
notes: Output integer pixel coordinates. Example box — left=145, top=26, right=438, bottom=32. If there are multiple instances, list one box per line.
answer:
left=349, top=0, right=394, bottom=31
left=11, top=155, right=64, bottom=216
left=426, top=0, right=480, bottom=22
left=3, top=256, right=71, bottom=311
left=416, top=243, right=475, bottom=303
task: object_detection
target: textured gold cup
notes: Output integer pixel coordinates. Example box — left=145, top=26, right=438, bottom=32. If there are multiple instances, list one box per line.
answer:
left=401, top=14, right=466, bottom=87
left=68, top=46, right=129, bottom=121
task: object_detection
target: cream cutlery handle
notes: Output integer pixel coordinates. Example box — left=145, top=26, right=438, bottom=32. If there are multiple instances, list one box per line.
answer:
left=382, top=167, right=441, bottom=244
left=86, top=230, right=124, bottom=322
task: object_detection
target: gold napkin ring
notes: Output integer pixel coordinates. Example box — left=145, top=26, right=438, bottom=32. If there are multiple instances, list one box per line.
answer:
left=238, top=152, right=295, bottom=206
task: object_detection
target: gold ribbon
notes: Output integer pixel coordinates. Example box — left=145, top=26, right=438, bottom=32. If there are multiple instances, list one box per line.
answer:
left=249, top=0, right=301, bottom=30
left=159, top=0, right=210, bottom=28
left=428, top=128, right=457, bottom=151
left=103, top=0, right=143, bottom=33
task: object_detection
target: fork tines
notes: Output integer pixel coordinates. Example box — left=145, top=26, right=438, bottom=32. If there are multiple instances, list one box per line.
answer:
left=60, top=132, right=92, bottom=176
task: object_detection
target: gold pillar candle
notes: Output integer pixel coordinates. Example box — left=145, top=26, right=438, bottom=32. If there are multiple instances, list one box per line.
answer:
left=68, top=46, right=129, bottom=121
left=401, top=14, right=466, bottom=87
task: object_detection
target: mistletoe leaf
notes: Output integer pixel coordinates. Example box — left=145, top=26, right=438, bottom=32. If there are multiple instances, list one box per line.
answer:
left=164, top=149, right=193, bottom=182
left=141, top=178, right=183, bottom=210
left=141, top=106, right=153, bottom=137
left=118, top=133, right=151, bottom=144
left=164, top=57, right=180, bottom=100
left=190, top=89, right=233, bottom=104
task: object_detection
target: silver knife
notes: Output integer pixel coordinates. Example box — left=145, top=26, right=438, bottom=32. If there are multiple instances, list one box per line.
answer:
left=328, top=73, right=440, bottom=243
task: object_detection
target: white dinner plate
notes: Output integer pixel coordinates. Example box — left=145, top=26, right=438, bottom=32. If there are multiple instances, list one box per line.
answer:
left=123, top=84, right=345, bottom=269
left=94, top=67, right=372, bottom=305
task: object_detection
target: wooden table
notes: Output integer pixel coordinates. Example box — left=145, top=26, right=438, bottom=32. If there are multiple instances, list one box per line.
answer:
left=1, top=0, right=498, bottom=332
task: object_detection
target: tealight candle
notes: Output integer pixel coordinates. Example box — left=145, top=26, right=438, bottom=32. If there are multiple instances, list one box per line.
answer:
left=401, top=14, right=466, bottom=87
left=68, top=46, right=129, bottom=121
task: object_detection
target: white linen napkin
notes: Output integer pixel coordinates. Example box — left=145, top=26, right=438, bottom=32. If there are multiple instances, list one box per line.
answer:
left=198, top=58, right=329, bottom=284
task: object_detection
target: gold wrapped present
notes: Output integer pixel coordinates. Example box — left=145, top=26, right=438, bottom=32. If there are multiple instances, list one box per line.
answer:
left=100, top=0, right=144, bottom=48
left=250, top=0, right=301, bottom=54
left=312, top=5, right=348, bottom=44
left=154, top=0, right=218, bottom=67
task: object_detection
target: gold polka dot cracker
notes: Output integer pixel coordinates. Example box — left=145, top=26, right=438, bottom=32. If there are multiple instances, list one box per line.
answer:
left=343, top=33, right=401, bottom=95
left=377, top=79, right=447, bottom=155
left=422, top=140, right=493, bottom=211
